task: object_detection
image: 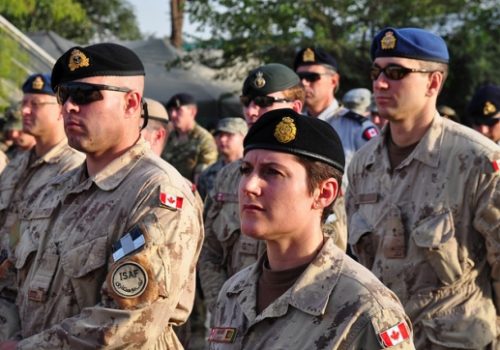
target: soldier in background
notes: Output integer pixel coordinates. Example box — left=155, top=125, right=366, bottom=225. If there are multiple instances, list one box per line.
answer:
left=467, top=84, right=500, bottom=145
left=346, top=27, right=499, bottom=349
left=161, top=93, right=217, bottom=183
left=437, top=105, right=459, bottom=123
left=2, top=104, right=36, bottom=159
left=342, top=88, right=372, bottom=117
left=0, top=73, right=84, bottom=341
left=197, top=117, right=247, bottom=200
left=141, top=97, right=170, bottom=156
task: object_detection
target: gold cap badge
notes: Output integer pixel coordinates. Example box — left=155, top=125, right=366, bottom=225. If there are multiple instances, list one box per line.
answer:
left=381, top=31, right=397, bottom=50
left=274, top=116, right=297, bottom=143
left=68, top=49, right=90, bottom=72
left=254, top=71, right=266, bottom=88
left=483, top=101, right=497, bottom=116
left=32, top=76, right=44, bottom=90
left=303, top=48, right=315, bottom=62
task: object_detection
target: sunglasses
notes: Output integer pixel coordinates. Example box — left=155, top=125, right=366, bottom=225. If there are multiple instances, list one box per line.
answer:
left=56, top=82, right=132, bottom=105
left=239, top=95, right=291, bottom=108
left=370, top=64, right=437, bottom=81
left=297, top=72, right=332, bottom=83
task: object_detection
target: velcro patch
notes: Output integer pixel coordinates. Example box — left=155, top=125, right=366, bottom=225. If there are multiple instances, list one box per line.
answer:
left=111, top=262, right=148, bottom=298
left=112, top=226, right=145, bottom=262
left=363, top=126, right=379, bottom=140
left=492, top=159, right=500, bottom=172
left=379, top=321, right=410, bottom=347
left=208, top=327, right=237, bottom=343
left=159, top=192, right=183, bottom=210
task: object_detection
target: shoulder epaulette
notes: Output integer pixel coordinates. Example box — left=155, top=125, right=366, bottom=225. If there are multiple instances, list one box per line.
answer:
left=343, top=110, right=369, bottom=125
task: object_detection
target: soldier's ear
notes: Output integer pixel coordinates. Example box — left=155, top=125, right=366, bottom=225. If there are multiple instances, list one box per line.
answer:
left=314, top=177, right=338, bottom=209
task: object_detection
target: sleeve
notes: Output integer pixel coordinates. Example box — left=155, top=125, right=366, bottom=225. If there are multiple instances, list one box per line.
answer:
left=198, top=174, right=230, bottom=314
left=194, top=132, right=218, bottom=179
left=17, top=183, right=204, bottom=349
left=472, top=153, right=500, bottom=316
left=356, top=120, right=379, bottom=150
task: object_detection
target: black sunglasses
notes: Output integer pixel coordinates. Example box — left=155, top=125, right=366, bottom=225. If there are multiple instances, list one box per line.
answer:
left=370, top=64, right=437, bottom=81
left=239, top=95, right=291, bottom=108
left=56, top=82, right=132, bottom=105
left=297, top=72, right=332, bottom=83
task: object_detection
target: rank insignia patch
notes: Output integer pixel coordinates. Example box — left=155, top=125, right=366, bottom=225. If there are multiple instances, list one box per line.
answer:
left=111, top=261, right=148, bottom=298
left=381, top=31, right=397, bottom=50
left=112, top=226, right=145, bottom=262
left=209, top=327, right=237, bottom=343
left=379, top=321, right=410, bottom=347
left=68, top=49, right=90, bottom=71
left=159, top=192, right=184, bottom=210
left=274, top=116, right=296, bottom=143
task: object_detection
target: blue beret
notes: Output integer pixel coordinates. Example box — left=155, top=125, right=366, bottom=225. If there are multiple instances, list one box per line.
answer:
left=22, top=73, right=54, bottom=95
left=294, top=47, right=338, bottom=71
left=467, top=84, right=500, bottom=125
left=51, top=43, right=145, bottom=90
left=242, top=63, right=300, bottom=97
left=166, top=93, right=197, bottom=109
left=371, top=27, right=449, bottom=64
left=244, top=108, right=345, bottom=172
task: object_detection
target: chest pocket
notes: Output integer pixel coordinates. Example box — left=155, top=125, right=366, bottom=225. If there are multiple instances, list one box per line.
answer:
left=61, top=235, right=108, bottom=278
left=349, top=211, right=378, bottom=269
left=412, top=209, right=462, bottom=285
left=0, top=185, right=14, bottom=211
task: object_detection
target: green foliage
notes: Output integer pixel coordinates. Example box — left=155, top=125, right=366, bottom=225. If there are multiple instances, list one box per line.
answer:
left=0, top=33, right=28, bottom=109
left=186, top=0, right=499, bottom=117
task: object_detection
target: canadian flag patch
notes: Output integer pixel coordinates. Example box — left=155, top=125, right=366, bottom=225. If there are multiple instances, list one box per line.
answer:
left=363, top=127, right=379, bottom=140
left=492, top=159, right=500, bottom=172
left=379, top=321, right=410, bottom=347
left=159, top=192, right=183, bottom=210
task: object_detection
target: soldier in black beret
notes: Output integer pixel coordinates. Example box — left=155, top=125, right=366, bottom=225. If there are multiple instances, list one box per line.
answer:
left=3, top=43, right=204, bottom=349
left=208, top=108, right=414, bottom=349
left=467, top=84, right=500, bottom=144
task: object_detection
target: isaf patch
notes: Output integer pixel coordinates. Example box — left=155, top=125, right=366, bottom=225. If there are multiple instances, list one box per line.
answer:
left=209, top=327, right=237, bottom=343
left=378, top=321, right=410, bottom=347
left=111, top=261, right=148, bottom=298
left=112, top=226, right=145, bottom=262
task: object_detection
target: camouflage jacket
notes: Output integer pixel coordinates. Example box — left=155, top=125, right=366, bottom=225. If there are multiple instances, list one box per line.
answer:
left=209, top=237, right=415, bottom=349
left=161, top=123, right=217, bottom=182
left=199, top=160, right=347, bottom=313
left=346, top=115, right=500, bottom=348
left=197, top=159, right=226, bottom=200
left=0, top=149, right=7, bottom=174
left=14, top=138, right=204, bottom=349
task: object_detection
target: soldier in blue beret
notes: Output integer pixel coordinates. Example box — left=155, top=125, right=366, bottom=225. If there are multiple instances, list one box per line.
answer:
left=468, top=84, right=500, bottom=145
left=346, top=27, right=500, bottom=349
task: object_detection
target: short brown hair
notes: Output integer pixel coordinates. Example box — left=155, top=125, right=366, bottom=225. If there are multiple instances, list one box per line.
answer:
left=296, top=156, right=343, bottom=223
left=282, top=83, right=306, bottom=104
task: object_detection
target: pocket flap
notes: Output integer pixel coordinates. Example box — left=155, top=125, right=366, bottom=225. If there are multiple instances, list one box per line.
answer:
left=348, top=211, right=373, bottom=245
left=412, top=210, right=454, bottom=248
left=61, top=236, right=108, bottom=278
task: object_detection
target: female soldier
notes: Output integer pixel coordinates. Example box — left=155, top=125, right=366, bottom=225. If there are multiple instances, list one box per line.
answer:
left=208, top=108, right=414, bottom=349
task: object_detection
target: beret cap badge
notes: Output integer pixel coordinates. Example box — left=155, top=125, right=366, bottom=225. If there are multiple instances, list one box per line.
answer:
left=381, top=31, right=397, bottom=50
left=32, top=76, right=44, bottom=90
left=68, top=49, right=90, bottom=72
left=253, top=71, right=266, bottom=89
left=302, top=48, right=315, bottom=62
left=274, top=116, right=297, bottom=144
left=483, top=101, right=497, bottom=116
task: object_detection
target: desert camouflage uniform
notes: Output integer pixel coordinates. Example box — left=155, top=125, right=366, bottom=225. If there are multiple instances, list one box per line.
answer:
left=0, top=149, right=7, bottom=173
left=199, top=160, right=347, bottom=313
left=197, top=159, right=225, bottom=200
left=209, top=236, right=415, bottom=349
left=161, top=123, right=217, bottom=182
left=346, top=116, right=500, bottom=349
left=13, top=138, right=203, bottom=349
left=0, top=140, right=83, bottom=341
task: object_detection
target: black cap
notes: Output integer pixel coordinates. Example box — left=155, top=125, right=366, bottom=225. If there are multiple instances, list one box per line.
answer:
left=242, top=63, right=300, bottom=97
left=467, top=84, right=500, bottom=126
left=166, top=93, right=197, bottom=109
left=22, top=73, right=55, bottom=96
left=293, top=47, right=338, bottom=72
left=51, top=43, right=145, bottom=90
left=244, top=108, right=345, bottom=172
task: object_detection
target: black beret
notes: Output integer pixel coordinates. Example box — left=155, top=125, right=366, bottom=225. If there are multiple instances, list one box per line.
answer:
left=22, top=73, right=55, bottom=96
left=51, top=43, right=145, bottom=90
left=293, top=47, right=338, bottom=71
left=242, top=63, right=300, bottom=97
left=166, top=93, right=197, bottom=109
left=244, top=108, right=345, bottom=172
left=467, top=84, right=500, bottom=125
left=371, top=27, right=449, bottom=64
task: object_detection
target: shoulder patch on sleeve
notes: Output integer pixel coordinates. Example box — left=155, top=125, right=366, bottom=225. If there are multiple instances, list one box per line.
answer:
left=362, top=126, right=379, bottom=140
left=209, top=327, right=238, bottom=343
left=111, top=261, right=148, bottom=298
left=492, top=159, right=500, bottom=172
left=378, top=321, right=411, bottom=348
left=112, top=226, right=145, bottom=262
left=159, top=192, right=184, bottom=210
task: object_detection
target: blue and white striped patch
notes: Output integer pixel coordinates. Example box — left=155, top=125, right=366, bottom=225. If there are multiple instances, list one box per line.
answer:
left=112, top=226, right=146, bottom=262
